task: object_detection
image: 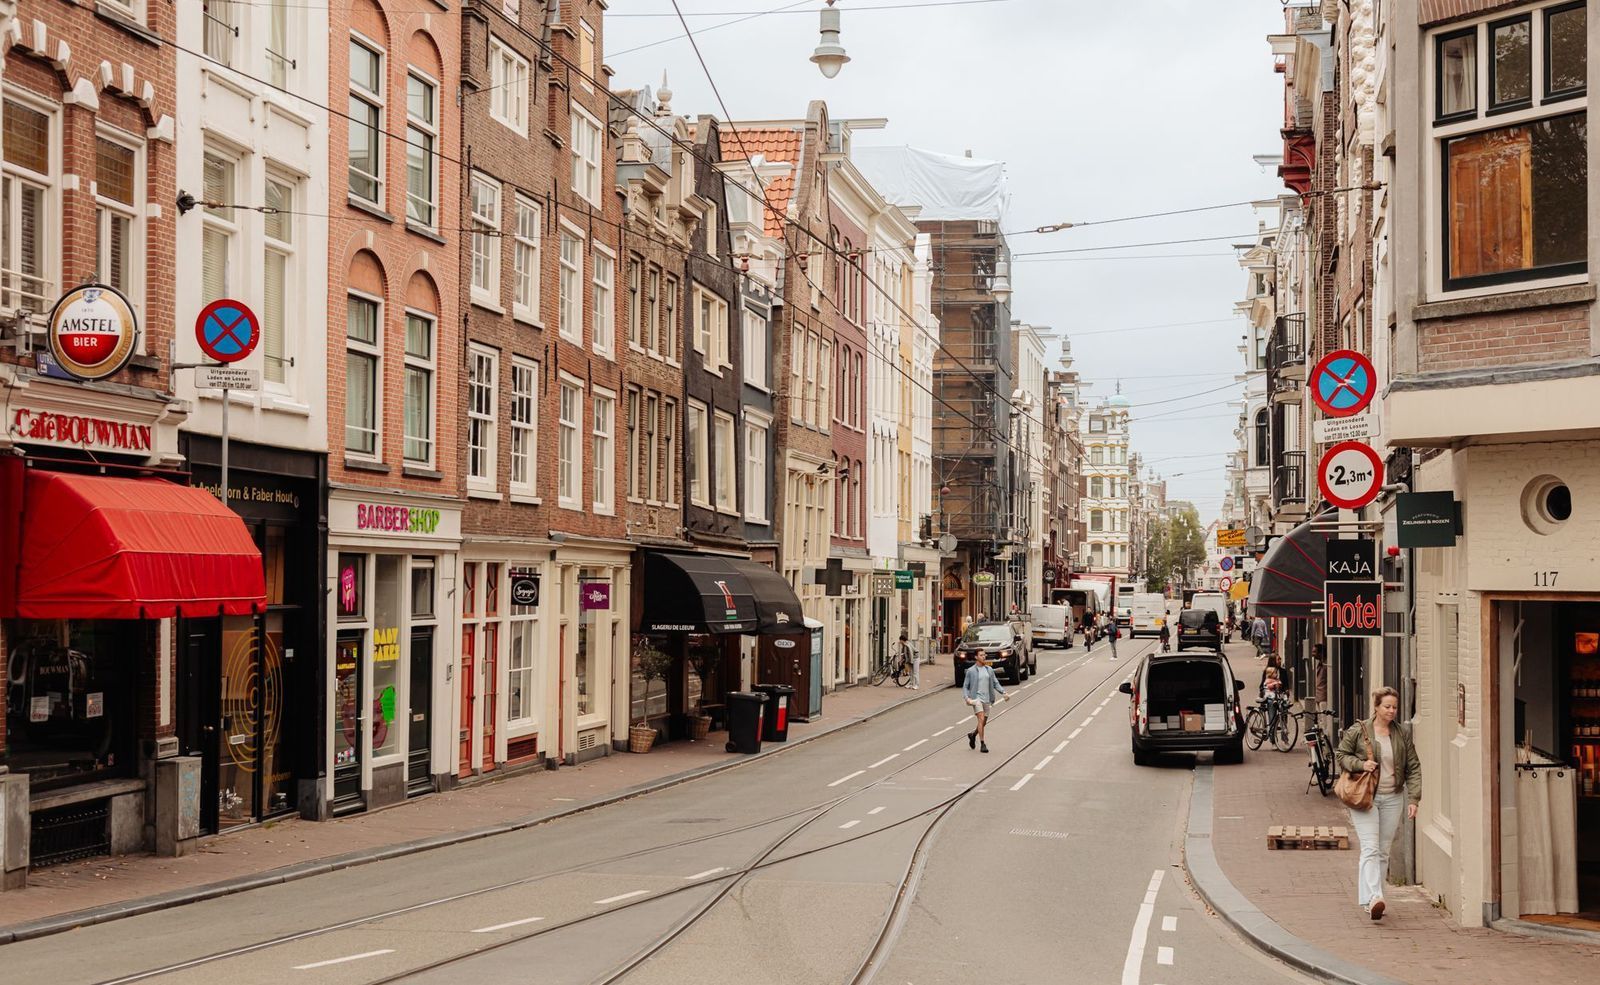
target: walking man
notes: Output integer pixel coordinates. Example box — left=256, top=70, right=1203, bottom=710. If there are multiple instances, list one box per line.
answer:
left=964, top=649, right=1008, bottom=753
left=1108, top=612, right=1120, bottom=660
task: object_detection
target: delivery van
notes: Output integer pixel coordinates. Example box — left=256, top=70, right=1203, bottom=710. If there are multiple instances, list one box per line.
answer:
left=1029, top=604, right=1073, bottom=648
left=1129, top=593, right=1167, bottom=637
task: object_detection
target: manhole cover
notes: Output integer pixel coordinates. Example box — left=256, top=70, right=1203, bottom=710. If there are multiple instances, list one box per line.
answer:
left=1009, top=828, right=1068, bottom=840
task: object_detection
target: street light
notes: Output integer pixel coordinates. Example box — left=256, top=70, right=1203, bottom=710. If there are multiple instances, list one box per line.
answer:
left=991, top=257, right=1012, bottom=304
left=811, top=1, right=850, bottom=79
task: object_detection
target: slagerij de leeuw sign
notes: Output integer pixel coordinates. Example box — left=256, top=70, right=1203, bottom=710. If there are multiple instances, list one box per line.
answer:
left=1395, top=491, right=1458, bottom=548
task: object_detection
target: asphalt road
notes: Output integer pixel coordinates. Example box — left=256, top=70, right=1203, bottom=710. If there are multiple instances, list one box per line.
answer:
left=3, top=629, right=1311, bottom=985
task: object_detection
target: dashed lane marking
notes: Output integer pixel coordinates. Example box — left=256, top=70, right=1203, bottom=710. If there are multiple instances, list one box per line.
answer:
left=839, top=820, right=861, bottom=830
left=868, top=806, right=886, bottom=815
left=1161, top=916, right=1177, bottom=932
left=1052, top=740, right=1069, bottom=754
left=1081, top=717, right=1095, bottom=728
left=294, top=950, right=394, bottom=970
left=472, top=916, right=545, bottom=933
left=1009, top=773, right=1035, bottom=792
left=683, top=868, right=728, bottom=882
left=827, top=770, right=866, bottom=788
left=1091, top=707, right=1103, bottom=717
left=933, top=726, right=954, bottom=736
left=903, top=739, right=928, bottom=751
left=869, top=754, right=900, bottom=769
left=958, top=715, right=975, bottom=724
left=1069, top=728, right=1084, bottom=740
left=1157, top=946, right=1174, bottom=966
left=1034, top=755, right=1054, bottom=771
left=594, top=890, right=651, bottom=906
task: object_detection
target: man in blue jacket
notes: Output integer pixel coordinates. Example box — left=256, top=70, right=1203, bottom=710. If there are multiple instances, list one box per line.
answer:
left=964, top=649, right=1009, bottom=753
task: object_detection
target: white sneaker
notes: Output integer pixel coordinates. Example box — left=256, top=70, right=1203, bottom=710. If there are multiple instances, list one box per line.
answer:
left=910, top=685, right=919, bottom=689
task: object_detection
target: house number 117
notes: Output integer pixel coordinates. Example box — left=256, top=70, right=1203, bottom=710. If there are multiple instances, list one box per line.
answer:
left=1534, top=571, right=1560, bottom=587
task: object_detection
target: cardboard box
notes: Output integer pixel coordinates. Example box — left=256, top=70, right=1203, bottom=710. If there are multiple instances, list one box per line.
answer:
left=1181, top=712, right=1205, bottom=732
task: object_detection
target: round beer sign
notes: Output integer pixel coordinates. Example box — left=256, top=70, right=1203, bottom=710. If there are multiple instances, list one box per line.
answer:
left=47, top=284, right=138, bottom=381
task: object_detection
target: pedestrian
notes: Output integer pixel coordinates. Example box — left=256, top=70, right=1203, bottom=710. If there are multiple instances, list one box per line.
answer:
left=1108, top=612, right=1120, bottom=659
left=1336, top=686, right=1421, bottom=921
left=963, top=648, right=1008, bottom=753
left=1158, top=619, right=1171, bottom=653
left=1250, top=615, right=1269, bottom=658
left=898, top=631, right=919, bottom=689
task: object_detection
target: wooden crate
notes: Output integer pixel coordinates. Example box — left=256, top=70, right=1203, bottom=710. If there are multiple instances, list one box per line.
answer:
left=1266, top=824, right=1350, bottom=850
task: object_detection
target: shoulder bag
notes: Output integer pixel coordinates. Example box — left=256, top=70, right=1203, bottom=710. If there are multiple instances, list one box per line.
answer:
left=1334, top=723, right=1378, bottom=811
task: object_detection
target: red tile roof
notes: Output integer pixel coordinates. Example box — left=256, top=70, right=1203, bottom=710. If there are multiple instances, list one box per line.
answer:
left=726, top=127, right=803, bottom=238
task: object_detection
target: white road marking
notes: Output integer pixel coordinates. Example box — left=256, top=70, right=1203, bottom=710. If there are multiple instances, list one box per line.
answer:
left=1161, top=915, right=1177, bottom=932
left=828, top=770, right=866, bottom=787
left=1081, top=717, right=1095, bottom=727
left=1052, top=740, right=1069, bottom=754
left=594, top=890, right=651, bottom=906
left=839, top=820, right=861, bottom=830
left=1121, top=869, right=1165, bottom=985
left=1099, top=697, right=1111, bottom=707
left=1069, top=728, right=1084, bottom=740
left=869, top=754, right=899, bottom=769
left=903, top=739, right=928, bottom=751
left=868, top=806, right=886, bottom=815
left=1034, top=755, right=1054, bottom=771
left=683, top=867, right=728, bottom=882
left=294, top=950, right=394, bottom=970
left=1107, top=691, right=1119, bottom=699
left=1009, top=773, right=1035, bottom=791
left=1091, top=706, right=1103, bottom=717
left=1157, top=946, right=1174, bottom=966
left=933, top=726, right=954, bottom=736
left=472, top=916, right=545, bottom=933
left=958, top=715, right=975, bottom=724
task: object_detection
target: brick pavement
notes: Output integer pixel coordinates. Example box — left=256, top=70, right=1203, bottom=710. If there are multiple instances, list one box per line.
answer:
left=1209, top=644, right=1600, bottom=985
left=0, top=671, right=946, bottom=933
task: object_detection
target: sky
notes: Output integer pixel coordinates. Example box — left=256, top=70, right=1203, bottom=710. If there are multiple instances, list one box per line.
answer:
left=606, top=0, right=1287, bottom=522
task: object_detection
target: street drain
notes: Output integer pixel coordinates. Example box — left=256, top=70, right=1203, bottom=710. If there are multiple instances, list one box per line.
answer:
left=1009, top=828, right=1069, bottom=840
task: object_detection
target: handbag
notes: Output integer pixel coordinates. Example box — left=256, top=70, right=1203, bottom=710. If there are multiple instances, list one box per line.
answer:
left=1334, top=723, right=1379, bottom=811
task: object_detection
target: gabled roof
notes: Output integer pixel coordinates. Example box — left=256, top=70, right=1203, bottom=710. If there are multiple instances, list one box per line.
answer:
left=725, top=127, right=802, bottom=238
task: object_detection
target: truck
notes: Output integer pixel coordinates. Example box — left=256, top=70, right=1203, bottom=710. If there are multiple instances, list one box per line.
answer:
left=1129, top=593, right=1168, bottom=637
left=1051, top=581, right=1107, bottom=642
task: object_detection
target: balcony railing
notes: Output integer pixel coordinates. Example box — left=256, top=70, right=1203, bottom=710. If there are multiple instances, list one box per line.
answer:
left=1268, top=313, right=1306, bottom=375
left=1274, top=450, right=1306, bottom=505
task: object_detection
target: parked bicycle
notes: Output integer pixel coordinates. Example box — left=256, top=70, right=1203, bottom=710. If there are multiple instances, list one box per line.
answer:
left=1245, top=691, right=1299, bottom=752
left=1298, top=707, right=1337, bottom=795
left=869, top=639, right=916, bottom=687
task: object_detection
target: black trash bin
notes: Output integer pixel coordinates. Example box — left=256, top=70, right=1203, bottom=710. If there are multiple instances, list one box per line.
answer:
left=725, top=691, right=767, bottom=754
left=753, top=684, right=796, bottom=742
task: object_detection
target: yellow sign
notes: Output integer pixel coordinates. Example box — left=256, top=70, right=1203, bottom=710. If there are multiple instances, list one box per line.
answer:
left=1217, top=528, right=1246, bottom=548
left=1230, top=580, right=1249, bottom=601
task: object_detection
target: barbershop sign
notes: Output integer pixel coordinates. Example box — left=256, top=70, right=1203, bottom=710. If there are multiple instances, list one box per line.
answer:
left=356, top=503, right=441, bottom=534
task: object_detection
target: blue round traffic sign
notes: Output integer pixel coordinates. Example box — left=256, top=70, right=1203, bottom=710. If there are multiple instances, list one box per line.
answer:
left=1310, top=349, right=1376, bottom=418
left=1219, top=555, right=1235, bottom=572
left=196, top=298, right=260, bottom=363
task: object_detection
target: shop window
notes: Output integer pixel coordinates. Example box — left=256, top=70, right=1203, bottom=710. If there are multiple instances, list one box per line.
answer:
left=265, top=527, right=288, bottom=606
left=3, top=620, right=140, bottom=792
left=371, top=555, right=401, bottom=759
left=576, top=570, right=601, bottom=718
left=507, top=581, right=539, bottom=727
left=337, top=553, right=366, bottom=620
left=631, top=637, right=669, bottom=724
left=411, top=557, right=435, bottom=618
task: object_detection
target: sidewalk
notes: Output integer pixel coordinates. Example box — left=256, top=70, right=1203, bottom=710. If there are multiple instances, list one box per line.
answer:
left=0, top=669, right=949, bottom=942
left=1187, top=646, right=1600, bottom=985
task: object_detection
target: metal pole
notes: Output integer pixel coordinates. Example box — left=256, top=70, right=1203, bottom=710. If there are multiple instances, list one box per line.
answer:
left=220, top=387, right=230, bottom=509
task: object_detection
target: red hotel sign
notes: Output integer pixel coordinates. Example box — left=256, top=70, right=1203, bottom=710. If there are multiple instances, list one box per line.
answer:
left=12, top=409, right=154, bottom=453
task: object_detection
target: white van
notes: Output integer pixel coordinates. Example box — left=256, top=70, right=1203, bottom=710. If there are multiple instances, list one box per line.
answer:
left=1191, top=592, right=1232, bottom=642
left=1129, top=594, right=1167, bottom=637
left=1029, top=604, right=1073, bottom=648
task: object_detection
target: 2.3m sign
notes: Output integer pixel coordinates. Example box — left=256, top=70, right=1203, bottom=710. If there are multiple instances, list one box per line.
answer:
left=1324, top=580, right=1383, bottom=638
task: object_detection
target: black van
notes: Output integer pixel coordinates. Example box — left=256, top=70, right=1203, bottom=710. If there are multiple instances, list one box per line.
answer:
left=1118, top=649, right=1245, bottom=765
left=1174, top=608, right=1222, bottom=651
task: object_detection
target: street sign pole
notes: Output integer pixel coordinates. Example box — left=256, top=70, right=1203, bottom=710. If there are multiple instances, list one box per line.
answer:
left=221, top=386, right=230, bottom=512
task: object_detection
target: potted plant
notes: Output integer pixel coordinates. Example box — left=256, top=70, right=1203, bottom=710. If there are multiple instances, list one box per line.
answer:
left=630, top=640, right=672, bottom=753
left=686, top=643, right=722, bottom=741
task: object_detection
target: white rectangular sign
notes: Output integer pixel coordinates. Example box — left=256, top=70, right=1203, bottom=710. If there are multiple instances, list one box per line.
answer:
left=1314, top=413, right=1379, bottom=444
left=195, top=365, right=261, bottom=391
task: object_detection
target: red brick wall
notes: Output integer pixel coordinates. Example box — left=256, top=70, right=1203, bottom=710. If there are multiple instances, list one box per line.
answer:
left=1417, top=303, right=1593, bottom=372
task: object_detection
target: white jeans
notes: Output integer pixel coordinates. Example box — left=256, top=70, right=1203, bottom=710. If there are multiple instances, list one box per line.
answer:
left=1349, top=792, right=1405, bottom=906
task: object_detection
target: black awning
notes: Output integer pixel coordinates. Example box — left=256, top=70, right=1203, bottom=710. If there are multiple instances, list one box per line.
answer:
left=726, top=559, right=805, bottom=633
left=641, top=553, right=758, bottom=634
left=1248, top=511, right=1334, bottom=620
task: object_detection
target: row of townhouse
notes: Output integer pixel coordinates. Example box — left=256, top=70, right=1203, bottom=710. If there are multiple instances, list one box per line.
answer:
left=1242, top=0, right=1600, bottom=933
left=0, top=1, right=965, bottom=885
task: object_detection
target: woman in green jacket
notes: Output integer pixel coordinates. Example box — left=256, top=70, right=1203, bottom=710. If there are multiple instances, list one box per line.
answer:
left=1336, top=686, right=1422, bottom=920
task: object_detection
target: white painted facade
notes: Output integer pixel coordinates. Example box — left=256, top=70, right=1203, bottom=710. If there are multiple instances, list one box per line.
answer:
left=1013, top=323, right=1048, bottom=608
left=1081, top=399, right=1134, bottom=578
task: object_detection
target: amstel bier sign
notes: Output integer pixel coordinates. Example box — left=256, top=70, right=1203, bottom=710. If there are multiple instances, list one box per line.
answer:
left=47, top=284, right=139, bottom=381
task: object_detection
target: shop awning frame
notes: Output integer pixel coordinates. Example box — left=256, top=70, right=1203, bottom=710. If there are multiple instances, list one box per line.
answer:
left=638, top=553, right=806, bottom=635
left=1247, top=510, right=1335, bottom=620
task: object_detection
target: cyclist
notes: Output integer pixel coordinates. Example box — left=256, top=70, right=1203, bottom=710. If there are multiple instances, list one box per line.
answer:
left=897, top=631, right=918, bottom=689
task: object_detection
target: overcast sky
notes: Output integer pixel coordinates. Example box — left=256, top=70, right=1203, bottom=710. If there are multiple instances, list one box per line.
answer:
left=607, top=0, right=1286, bottom=521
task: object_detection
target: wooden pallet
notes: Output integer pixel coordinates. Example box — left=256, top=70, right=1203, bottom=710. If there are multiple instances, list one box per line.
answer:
left=1266, top=825, right=1350, bottom=850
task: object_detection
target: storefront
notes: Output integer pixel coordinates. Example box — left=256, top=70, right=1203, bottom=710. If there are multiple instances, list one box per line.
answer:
left=180, top=436, right=325, bottom=830
left=326, top=492, right=460, bottom=815
left=456, top=546, right=552, bottom=778
left=552, top=541, right=631, bottom=760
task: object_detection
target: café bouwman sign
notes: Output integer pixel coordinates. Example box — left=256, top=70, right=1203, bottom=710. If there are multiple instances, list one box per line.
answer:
left=47, top=284, right=139, bottom=381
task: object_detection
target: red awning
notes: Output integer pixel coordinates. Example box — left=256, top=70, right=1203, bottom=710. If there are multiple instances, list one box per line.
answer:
left=15, top=471, right=266, bottom=619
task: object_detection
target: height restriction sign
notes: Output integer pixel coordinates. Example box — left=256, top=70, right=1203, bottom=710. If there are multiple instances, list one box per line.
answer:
left=1310, top=349, right=1376, bottom=418
left=1317, top=441, right=1385, bottom=510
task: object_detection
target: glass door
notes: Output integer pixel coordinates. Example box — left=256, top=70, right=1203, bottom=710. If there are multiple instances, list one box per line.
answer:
left=332, top=630, right=364, bottom=811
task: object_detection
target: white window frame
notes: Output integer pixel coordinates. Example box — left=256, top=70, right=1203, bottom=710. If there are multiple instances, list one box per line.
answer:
left=742, top=307, right=769, bottom=390
left=592, top=243, right=616, bottom=358
left=744, top=415, right=770, bottom=523
left=510, top=358, right=539, bottom=500
left=344, top=291, right=383, bottom=459
left=467, top=344, right=499, bottom=492
left=405, top=67, right=439, bottom=230
left=789, top=327, right=803, bottom=423
left=559, top=222, right=585, bottom=343
left=203, top=0, right=238, bottom=66
left=266, top=0, right=293, bottom=88
left=626, top=387, right=642, bottom=503
left=592, top=387, right=616, bottom=515
left=558, top=374, right=586, bottom=510
left=817, top=338, right=832, bottom=432
left=570, top=103, right=603, bottom=207
left=93, top=129, right=143, bottom=315
left=506, top=592, right=541, bottom=730
left=488, top=37, right=530, bottom=136
left=347, top=33, right=384, bottom=205
left=686, top=400, right=710, bottom=509
left=578, top=19, right=597, bottom=93
left=512, top=194, right=542, bottom=323
left=645, top=391, right=662, bottom=504
left=402, top=309, right=436, bottom=467
left=102, top=0, right=146, bottom=28
left=663, top=397, right=679, bottom=506
left=1, top=93, right=59, bottom=318
left=261, top=168, right=295, bottom=389
left=470, top=174, right=502, bottom=308
left=713, top=410, right=737, bottom=515
left=626, top=257, right=643, bottom=350
left=662, top=274, right=680, bottom=363
left=703, top=202, right=718, bottom=259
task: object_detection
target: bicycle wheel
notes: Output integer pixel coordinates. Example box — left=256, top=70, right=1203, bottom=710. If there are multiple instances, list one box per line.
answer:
left=892, top=659, right=910, bottom=687
left=1274, top=708, right=1300, bottom=752
left=1315, top=734, right=1336, bottom=794
left=1245, top=707, right=1267, bottom=750
left=868, top=663, right=887, bottom=686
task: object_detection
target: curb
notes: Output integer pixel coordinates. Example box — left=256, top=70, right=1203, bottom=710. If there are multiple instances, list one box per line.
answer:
left=0, top=675, right=954, bottom=946
left=1184, top=764, right=1407, bottom=985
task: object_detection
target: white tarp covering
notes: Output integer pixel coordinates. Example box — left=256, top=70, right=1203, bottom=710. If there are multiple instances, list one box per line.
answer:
left=853, top=145, right=1009, bottom=223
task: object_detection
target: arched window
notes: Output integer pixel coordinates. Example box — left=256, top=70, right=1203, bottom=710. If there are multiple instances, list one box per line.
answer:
left=1254, top=409, right=1269, bottom=467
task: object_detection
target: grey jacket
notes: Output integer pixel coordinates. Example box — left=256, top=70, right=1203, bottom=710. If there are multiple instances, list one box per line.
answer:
left=1336, top=718, right=1422, bottom=805
left=963, top=663, right=1006, bottom=705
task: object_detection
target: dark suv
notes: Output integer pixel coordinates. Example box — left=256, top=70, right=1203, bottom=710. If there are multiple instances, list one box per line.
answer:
left=1118, top=648, right=1246, bottom=765
left=1175, top=608, right=1222, bottom=651
left=953, top=620, right=1031, bottom=686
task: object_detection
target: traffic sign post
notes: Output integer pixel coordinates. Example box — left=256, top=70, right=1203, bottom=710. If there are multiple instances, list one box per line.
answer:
left=176, top=299, right=264, bottom=513
left=1310, top=349, right=1377, bottom=418
left=1317, top=441, right=1385, bottom=510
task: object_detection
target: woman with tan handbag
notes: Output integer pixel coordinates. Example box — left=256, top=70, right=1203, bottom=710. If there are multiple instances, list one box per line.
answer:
left=1335, top=686, right=1421, bottom=920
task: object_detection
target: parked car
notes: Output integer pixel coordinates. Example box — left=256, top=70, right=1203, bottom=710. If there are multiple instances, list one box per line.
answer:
left=954, top=620, right=1031, bottom=686
left=1029, top=604, right=1072, bottom=649
left=1175, top=608, right=1222, bottom=651
left=1118, top=648, right=1246, bottom=765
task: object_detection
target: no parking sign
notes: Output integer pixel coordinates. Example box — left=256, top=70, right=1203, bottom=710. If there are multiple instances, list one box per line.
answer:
left=196, top=299, right=260, bottom=363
